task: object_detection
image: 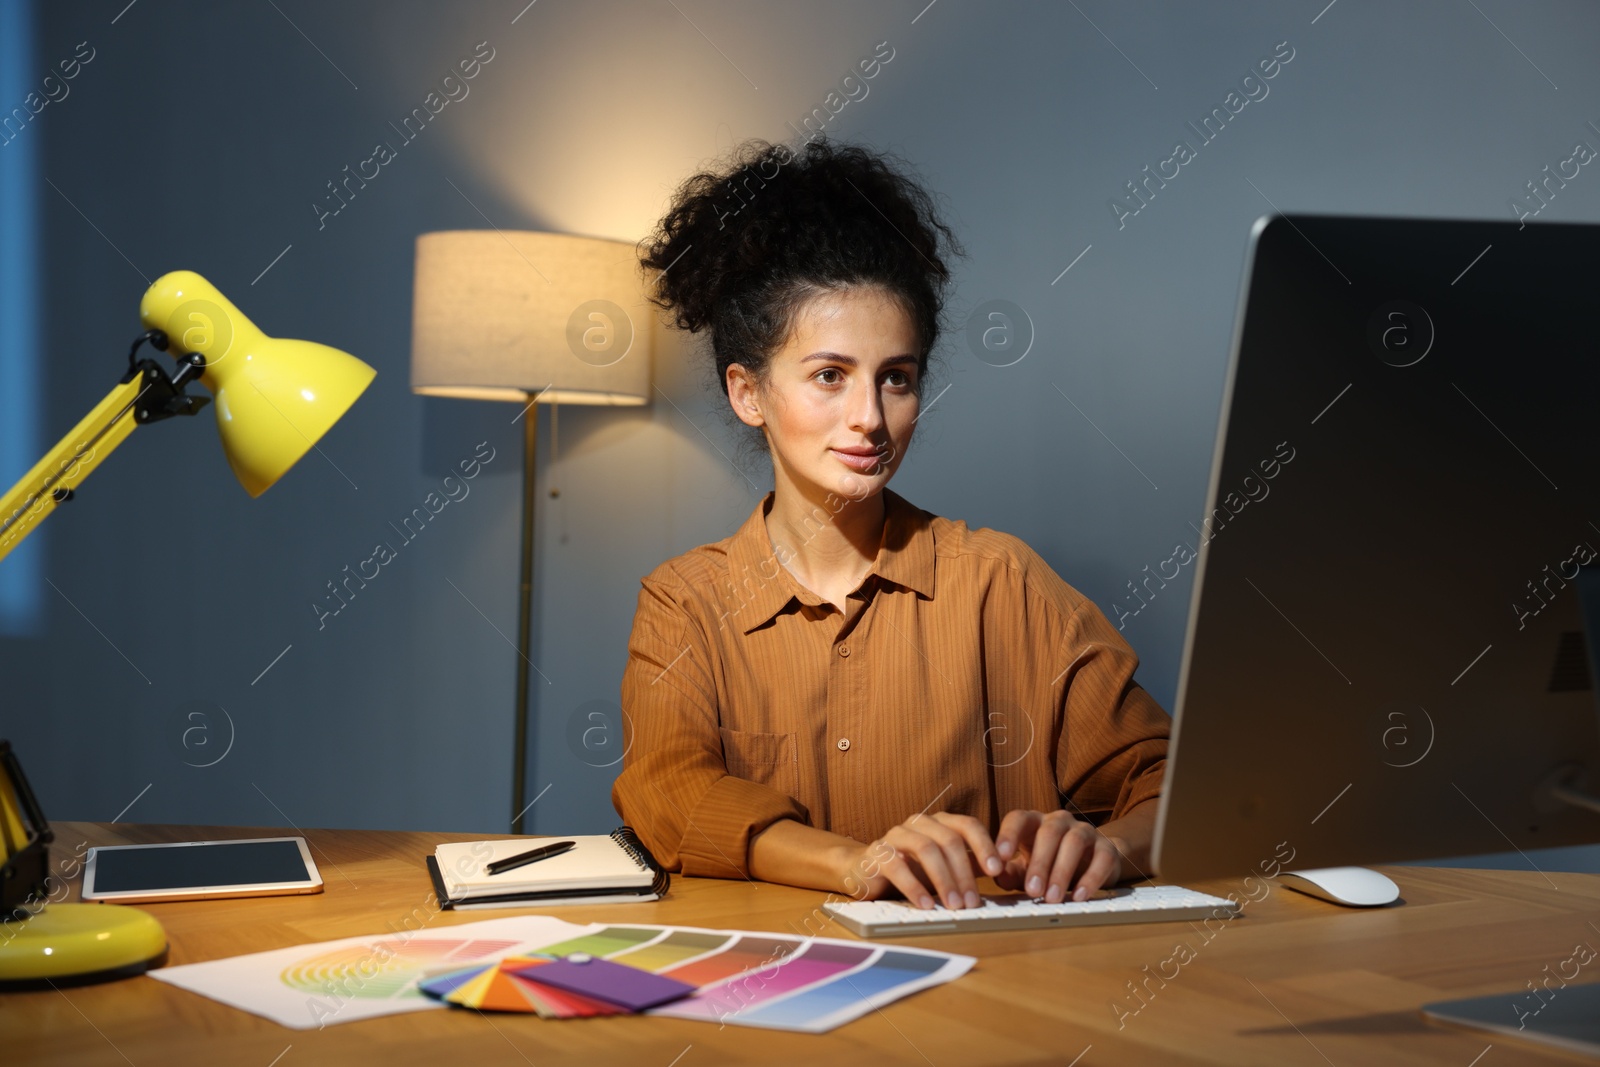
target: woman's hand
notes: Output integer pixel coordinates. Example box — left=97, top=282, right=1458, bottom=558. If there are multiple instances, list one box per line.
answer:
left=993, top=809, right=1127, bottom=903
left=843, top=812, right=1004, bottom=910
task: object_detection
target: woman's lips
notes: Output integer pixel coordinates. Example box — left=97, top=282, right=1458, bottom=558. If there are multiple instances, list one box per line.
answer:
left=832, top=449, right=886, bottom=473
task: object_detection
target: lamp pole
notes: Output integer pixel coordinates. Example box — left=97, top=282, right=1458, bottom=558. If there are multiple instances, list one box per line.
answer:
left=511, top=401, right=538, bottom=835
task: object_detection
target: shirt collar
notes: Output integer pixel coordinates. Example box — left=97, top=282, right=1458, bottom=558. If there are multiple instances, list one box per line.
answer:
left=722, top=487, right=936, bottom=635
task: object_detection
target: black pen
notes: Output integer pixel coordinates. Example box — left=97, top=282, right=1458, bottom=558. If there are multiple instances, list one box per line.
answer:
left=485, top=840, right=577, bottom=876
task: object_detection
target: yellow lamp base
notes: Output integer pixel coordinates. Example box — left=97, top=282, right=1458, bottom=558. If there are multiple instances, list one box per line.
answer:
left=0, top=903, right=167, bottom=986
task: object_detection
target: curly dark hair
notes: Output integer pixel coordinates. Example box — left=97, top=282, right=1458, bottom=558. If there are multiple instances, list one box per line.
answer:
left=637, top=136, right=965, bottom=412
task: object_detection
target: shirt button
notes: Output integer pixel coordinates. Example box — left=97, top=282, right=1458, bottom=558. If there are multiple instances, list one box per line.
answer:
left=837, top=737, right=851, bottom=752
left=838, top=645, right=850, bottom=657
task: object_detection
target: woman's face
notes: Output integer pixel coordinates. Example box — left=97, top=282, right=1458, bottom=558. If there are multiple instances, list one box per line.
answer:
left=728, top=286, right=922, bottom=504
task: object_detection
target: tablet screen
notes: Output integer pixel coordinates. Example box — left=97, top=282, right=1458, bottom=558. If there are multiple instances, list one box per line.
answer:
left=90, top=839, right=314, bottom=892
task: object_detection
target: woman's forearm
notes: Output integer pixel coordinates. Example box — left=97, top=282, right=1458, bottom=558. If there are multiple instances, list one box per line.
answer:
left=1097, top=799, right=1159, bottom=881
left=747, top=818, right=866, bottom=894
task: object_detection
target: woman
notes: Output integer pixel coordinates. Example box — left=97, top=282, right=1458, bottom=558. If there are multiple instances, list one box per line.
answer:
left=614, top=137, right=1169, bottom=911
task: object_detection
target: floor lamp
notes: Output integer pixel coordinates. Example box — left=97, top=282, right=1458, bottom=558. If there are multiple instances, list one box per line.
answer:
left=410, top=231, right=652, bottom=835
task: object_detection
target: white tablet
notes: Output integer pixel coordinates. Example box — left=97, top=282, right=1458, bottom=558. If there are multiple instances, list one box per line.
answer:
left=82, top=837, right=324, bottom=904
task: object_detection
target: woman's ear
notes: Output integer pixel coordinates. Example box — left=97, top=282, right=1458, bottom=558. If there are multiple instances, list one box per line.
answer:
left=727, top=364, right=765, bottom=428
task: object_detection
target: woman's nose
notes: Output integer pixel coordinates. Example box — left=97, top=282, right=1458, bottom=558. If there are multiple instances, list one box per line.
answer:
left=848, top=381, right=885, bottom=434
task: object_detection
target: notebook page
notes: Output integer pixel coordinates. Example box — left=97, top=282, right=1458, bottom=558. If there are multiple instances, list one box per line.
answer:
left=436, top=836, right=653, bottom=896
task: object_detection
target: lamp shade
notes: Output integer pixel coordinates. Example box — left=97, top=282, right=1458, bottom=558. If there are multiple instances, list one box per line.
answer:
left=139, top=271, right=377, bottom=497
left=410, top=231, right=651, bottom=405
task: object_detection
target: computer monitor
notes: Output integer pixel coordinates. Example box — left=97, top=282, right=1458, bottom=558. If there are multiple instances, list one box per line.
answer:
left=1152, top=213, right=1600, bottom=884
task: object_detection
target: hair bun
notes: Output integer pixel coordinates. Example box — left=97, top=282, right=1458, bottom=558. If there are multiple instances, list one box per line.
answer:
left=638, top=136, right=962, bottom=398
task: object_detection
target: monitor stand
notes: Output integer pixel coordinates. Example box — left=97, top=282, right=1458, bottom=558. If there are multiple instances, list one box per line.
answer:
left=1423, top=983, right=1600, bottom=1058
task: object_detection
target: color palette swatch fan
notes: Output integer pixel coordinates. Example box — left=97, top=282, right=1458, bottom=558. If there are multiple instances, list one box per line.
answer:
left=413, top=922, right=975, bottom=1032
left=419, top=953, right=695, bottom=1016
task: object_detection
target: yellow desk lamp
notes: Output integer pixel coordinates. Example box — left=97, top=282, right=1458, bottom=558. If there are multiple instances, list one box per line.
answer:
left=0, top=270, right=375, bottom=983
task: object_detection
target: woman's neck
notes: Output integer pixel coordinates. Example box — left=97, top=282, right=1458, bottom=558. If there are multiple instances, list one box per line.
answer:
left=763, top=481, right=888, bottom=600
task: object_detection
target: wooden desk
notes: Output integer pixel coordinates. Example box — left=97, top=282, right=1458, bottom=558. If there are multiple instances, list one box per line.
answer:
left=4, top=822, right=1597, bottom=1065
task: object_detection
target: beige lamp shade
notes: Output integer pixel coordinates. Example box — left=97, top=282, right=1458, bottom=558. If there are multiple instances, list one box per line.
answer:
left=410, top=230, right=652, bottom=405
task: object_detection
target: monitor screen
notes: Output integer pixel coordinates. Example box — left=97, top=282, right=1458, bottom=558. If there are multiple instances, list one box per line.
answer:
left=1155, top=213, right=1600, bottom=881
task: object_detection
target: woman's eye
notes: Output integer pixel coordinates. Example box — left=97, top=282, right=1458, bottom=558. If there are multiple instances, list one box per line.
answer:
left=814, top=367, right=914, bottom=387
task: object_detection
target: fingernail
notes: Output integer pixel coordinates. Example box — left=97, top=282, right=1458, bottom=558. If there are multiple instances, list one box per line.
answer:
left=920, top=895, right=934, bottom=910
left=1027, top=875, right=1042, bottom=895
left=998, top=841, right=1012, bottom=858
left=947, top=892, right=962, bottom=910
left=1045, top=884, right=1062, bottom=904
left=985, top=856, right=1002, bottom=875
left=1073, top=886, right=1088, bottom=902
left=966, top=890, right=980, bottom=909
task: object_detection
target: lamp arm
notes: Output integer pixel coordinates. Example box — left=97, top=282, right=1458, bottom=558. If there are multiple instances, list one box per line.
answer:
left=0, top=375, right=145, bottom=564
left=0, top=335, right=206, bottom=565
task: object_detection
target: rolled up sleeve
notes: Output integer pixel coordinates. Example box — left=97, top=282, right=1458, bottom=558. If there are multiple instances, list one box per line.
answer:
left=1053, top=598, right=1170, bottom=823
left=610, top=570, right=808, bottom=880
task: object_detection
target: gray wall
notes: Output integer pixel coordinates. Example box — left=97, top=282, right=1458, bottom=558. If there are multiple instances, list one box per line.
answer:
left=2, top=1, right=1597, bottom=872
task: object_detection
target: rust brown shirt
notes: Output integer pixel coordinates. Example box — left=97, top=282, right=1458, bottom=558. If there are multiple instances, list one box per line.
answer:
left=611, top=488, right=1170, bottom=879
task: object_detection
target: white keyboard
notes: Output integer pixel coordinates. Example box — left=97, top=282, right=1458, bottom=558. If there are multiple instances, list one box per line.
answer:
left=823, top=885, right=1240, bottom=938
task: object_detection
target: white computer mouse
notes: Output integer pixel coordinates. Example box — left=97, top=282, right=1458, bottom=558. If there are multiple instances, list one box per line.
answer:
left=1275, top=866, right=1400, bottom=907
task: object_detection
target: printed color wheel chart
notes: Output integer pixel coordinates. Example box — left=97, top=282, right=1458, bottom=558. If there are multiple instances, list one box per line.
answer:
left=279, top=937, right=522, bottom=999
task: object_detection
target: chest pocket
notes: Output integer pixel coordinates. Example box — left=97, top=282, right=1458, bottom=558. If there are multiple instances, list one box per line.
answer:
left=719, top=727, right=799, bottom=800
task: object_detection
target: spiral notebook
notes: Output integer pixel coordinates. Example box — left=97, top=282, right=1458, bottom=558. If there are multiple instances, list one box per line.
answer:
left=426, top=828, right=670, bottom=910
